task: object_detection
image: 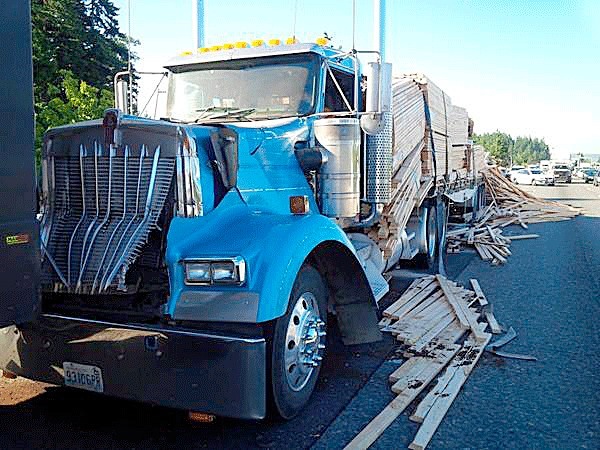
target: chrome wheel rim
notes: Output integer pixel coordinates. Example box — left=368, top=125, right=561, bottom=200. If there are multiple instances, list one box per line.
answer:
left=426, top=208, right=437, bottom=258
left=284, top=292, right=326, bottom=392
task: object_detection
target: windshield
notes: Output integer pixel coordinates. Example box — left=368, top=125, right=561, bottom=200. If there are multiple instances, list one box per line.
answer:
left=554, top=165, right=569, bottom=170
left=166, top=54, right=319, bottom=122
left=531, top=170, right=542, bottom=174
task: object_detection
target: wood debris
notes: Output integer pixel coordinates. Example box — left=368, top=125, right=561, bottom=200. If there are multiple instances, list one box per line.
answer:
left=345, top=276, right=501, bottom=450
left=446, top=166, right=579, bottom=264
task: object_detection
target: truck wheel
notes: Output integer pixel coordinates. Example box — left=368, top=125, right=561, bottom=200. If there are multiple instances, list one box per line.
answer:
left=270, top=265, right=327, bottom=419
left=413, top=203, right=438, bottom=271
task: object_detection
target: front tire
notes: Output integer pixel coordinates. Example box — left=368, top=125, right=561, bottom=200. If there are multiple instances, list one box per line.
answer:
left=270, top=265, right=327, bottom=419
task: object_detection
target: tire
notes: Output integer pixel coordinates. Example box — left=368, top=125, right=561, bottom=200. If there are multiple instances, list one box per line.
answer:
left=531, top=179, right=536, bottom=186
left=270, top=264, right=327, bottom=419
left=413, top=197, right=447, bottom=275
left=413, top=203, right=438, bottom=271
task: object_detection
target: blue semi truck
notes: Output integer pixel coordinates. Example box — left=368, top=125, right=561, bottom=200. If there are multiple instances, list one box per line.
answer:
left=0, top=5, right=484, bottom=420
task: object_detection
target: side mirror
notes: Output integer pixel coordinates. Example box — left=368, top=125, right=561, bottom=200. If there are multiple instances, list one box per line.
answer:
left=360, top=62, right=392, bottom=135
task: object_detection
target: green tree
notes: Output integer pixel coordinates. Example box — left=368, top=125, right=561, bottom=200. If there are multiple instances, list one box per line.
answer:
left=32, top=0, right=130, bottom=103
left=473, top=131, right=514, bottom=166
left=35, top=70, right=114, bottom=164
left=32, top=0, right=134, bottom=162
left=474, top=132, right=551, bottom=166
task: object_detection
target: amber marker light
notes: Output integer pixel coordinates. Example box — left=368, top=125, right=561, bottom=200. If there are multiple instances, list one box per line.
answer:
left=268, top=38, right=281, bottom=46
left=290, top=196, right=310, bottom=215
left=188, top=411, right=216, bottom=423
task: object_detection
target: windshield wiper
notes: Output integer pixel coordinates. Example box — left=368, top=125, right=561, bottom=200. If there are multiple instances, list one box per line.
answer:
left=195, top=107, right=256, bottom=123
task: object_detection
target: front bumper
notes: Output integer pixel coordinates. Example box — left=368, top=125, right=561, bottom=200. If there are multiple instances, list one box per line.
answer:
left=0, top=314, right=266, bottom=419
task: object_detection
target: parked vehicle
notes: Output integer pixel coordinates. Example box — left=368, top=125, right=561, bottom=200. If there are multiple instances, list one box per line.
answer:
left=582, top=169, right=597, bottom=183
left=0, top=2, right=485, bottom=421
left=551, top=164, right=572, bottom=183
left=512, top=168, right=555, bottom=186
left=509, top=165, right=526, bottom=181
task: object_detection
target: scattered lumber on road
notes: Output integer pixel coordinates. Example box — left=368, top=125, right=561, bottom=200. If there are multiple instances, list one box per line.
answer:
left=345, top=276, right=501, bottom=450
left=447, top=166, right=579, bottom=265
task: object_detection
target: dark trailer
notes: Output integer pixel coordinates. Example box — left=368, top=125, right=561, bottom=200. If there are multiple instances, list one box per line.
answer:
left=0, top=0, right=40, bottom=328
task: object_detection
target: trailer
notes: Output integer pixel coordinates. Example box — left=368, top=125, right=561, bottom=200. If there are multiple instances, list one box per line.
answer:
left=0, top=2, right=484, bottom=420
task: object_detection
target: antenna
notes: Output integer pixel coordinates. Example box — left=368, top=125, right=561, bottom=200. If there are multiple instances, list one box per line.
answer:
left=352, top=0, right=356, bottom=50
left=127, top=0, right=132, bottom=114
left=292, top=0, right=299, bottom=41
left=192, top=0, right=205, bottom=49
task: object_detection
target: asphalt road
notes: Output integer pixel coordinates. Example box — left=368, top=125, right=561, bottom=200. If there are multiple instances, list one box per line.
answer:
left=316, top=179, right=600, bottom=449
left=1, top=180, right=599, bottom=449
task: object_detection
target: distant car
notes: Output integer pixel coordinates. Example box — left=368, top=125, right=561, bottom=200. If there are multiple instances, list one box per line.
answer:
left=512, top=168, right=555, bottom=186
left=508, top=165, right=526, bottom=181
left=551, top=165, right=572, bottom=183
left=582, top=169, right=597, bottom=183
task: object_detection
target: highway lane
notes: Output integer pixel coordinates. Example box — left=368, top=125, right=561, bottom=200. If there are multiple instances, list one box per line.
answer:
left=316, top=180, right=600, bottom=449
left=1, top=180, right=598, bottom=449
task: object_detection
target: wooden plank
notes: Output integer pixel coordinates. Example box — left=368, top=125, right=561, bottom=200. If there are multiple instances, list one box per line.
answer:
left=344, top=345, right=459, bottom=450
left=408, top=335, right=491, bottom=450
left=388, top=357, right=428, bottom=384
left=435, top=275, right=469, bottom=329
left=469, top=279, right=489, bottom=306
left=437, top=275, right=488, bottom=342
left=485, top=310, right=502, bottom=334
left=389, top=282, right=440, bottom=321
left=383, top=277, right=435, bottom=318
left=409, top=364, right=460, bottom=423
left=505, top=234, right=539, bottom=240
left=410, top=314, right=455, bottom=352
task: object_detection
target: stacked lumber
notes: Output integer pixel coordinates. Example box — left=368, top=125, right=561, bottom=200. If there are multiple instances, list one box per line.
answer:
left=367, top=144, right=431, bottom=258
left=366, top=75, right=474, bottom=259
left=345, top=276, right=501, bottom=450
left=447, top=166, right=579, bottom=264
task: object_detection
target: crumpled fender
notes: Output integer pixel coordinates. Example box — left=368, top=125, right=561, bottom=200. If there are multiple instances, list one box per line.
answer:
left=165, top=194, right=363, bottom=323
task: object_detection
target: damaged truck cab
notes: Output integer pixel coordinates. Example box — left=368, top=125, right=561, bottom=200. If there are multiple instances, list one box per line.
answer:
left=2, top=43, right=391, bottom=419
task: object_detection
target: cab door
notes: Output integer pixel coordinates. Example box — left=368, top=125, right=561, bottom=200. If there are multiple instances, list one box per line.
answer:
left=0, top=1, right=41, bottom=326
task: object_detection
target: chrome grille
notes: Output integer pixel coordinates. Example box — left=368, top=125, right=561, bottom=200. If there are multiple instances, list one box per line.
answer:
left=41, top=141, right=175, bottom=293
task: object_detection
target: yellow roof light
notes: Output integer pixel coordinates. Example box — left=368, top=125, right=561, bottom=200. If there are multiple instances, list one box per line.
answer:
left=235, top=41, right=249, bottom=48
left=315, top=37, right=328, bottom=46
left=198, top=47, right=210, bottom=53
left=222, top=43, right=234, bottom=49
left=209, top=45, right=222, bottom=52
left=251, top=39, right=264, bottom=47
left=286, top=37, right=299, bottom=45
left=268, top=38, right=281, bottom=46
left=180, top=50, right=193, bottom=56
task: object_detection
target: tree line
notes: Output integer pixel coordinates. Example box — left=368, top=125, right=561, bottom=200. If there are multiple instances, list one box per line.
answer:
left=473, top=131, right=551, bottom=167
left=32, top=0, right=132, bottom=161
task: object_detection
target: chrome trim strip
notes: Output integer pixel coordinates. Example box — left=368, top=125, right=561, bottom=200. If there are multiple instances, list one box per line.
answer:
left=77, top=143, right=115, bottom=290
left=41, top=313, right=265, bottom=344
left=67, top=144, right=88, bottom=287
left=78, top=141, right=101, bottom=278
left=103, top=145, right=161, bottom=290
left=92, top=145, right=130, bottom=293
left=100, top=144, right=146, bottom=291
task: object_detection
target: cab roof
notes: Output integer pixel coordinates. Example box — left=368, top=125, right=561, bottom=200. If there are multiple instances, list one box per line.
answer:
left=164, top=43, right=355, bottom=72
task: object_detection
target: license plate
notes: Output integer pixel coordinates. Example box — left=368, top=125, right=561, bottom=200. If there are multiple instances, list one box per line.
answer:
left=63, top=362, right=104, bottom=393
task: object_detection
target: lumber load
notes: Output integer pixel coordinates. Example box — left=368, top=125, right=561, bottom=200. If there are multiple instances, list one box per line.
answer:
left=366, top=74, right=475, bottom=259
left=345, top=276, right=500, bottom=450
left=446, top=166, right=579, bottom=264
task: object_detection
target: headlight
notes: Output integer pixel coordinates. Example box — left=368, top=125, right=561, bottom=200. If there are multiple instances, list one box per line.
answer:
left=184, top=257, right=246, bottom=285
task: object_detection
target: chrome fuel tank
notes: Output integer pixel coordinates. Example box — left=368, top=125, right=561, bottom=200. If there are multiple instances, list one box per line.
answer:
left=314, top=118, right=360, bottom=218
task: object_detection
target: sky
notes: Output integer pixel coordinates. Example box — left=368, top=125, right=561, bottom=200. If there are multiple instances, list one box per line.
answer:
left=113, top=0, right=600, bottom=159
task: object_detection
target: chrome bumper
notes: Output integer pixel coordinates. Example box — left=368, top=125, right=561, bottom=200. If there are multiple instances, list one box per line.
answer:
left=0, top=314, right=266, bottom=419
